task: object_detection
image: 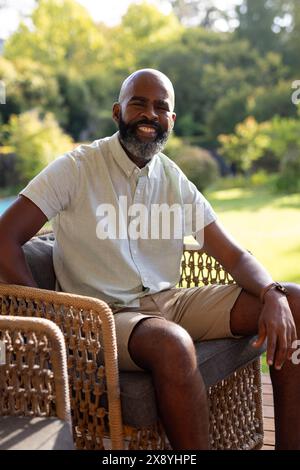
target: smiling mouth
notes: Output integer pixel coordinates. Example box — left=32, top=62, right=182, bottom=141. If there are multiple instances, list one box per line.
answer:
left=136, top=125, right=158, bottom=138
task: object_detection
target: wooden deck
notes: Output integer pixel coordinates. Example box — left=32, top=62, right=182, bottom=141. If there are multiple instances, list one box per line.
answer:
left=261, top=373, right=275, bottom=450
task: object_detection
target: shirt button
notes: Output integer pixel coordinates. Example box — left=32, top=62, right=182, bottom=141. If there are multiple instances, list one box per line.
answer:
left=133, top=250, right=137, bottom=255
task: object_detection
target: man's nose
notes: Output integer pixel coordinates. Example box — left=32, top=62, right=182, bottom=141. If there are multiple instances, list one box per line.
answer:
left=141, top=105, right=158, bottom=121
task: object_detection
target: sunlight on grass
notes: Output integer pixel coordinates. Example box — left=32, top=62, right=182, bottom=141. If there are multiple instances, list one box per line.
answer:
left=206, top=187, right=300, bottom=283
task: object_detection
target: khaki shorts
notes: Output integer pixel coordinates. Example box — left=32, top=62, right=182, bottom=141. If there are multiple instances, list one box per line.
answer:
left=112, top=284, right=242, bottom=371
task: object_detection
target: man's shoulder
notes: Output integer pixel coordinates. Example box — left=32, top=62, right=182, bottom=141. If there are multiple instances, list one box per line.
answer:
left=157, top=152, right=185, bottom=178
left=69, top=137, right=110, bottom=162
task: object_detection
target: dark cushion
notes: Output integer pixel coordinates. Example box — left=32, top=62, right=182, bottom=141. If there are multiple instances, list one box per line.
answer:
left=22, top=235, right=56, bottom=290
left=0, top=416, right=74, bottom=450
left=119, top=336, right=266, bottom=428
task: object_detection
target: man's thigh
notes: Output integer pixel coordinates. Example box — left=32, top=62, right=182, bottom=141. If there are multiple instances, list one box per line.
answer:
left=150, top=284, right=243, bottom=341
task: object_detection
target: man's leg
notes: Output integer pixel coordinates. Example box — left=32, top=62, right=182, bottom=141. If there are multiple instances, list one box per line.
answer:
left=128, top=317, right=210, bottom=450
left=230, top=283, right=300, bottom=450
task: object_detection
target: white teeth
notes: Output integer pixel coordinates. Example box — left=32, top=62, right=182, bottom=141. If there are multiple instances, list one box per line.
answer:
left=139, top=126, right=156, bottom=133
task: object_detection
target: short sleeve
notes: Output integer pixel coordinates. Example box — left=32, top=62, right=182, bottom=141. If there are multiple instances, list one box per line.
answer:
left=19, top=153, right=79, bottom=220
left=180, top=176, right=217, bottom=247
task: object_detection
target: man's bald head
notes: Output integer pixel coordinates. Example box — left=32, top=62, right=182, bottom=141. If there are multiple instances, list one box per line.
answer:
left=118, top=68, right=175, bottom=111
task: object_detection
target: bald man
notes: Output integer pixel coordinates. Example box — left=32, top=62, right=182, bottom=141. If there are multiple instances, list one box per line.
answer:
left=1, top=69, right=300, bottom=450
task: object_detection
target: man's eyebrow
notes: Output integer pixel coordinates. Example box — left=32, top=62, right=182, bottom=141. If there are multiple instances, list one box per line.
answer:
left=129, top=96, right=148, bottom=102
left=156, top=99, right=170, bottom=108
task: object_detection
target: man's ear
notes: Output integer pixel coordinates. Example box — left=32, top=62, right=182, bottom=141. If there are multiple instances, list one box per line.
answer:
left=172, top=112, right=176, bottom=124
left=112, top=102, right=121, bottom=123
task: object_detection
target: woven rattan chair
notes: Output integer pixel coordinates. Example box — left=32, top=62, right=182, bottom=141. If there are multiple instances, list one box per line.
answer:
left=0, top=232, right=265, bottom=450
left=0, top=315, right=74, bottom=449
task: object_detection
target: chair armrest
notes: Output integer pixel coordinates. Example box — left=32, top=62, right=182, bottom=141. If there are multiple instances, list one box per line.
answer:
left=0, top=283, right=123, bottom=450
left=183, top=241, right=202, bottom=252
left=0, top=315, right=72, bottom=426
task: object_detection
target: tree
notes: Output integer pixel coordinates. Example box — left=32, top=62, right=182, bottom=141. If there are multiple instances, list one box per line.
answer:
left=0, top=56, right=63, bottom=126
left=278, top=0, right=300, bottom=72
left=247, top=80, right=298, bottom=122
left=169, top=0, right=229, bottom=28
left=235, top=0, right=285, bottom=54
left=218, top=114, right=300, bottom=182
left=4, top=109, right=73, bottom=183
left=164, top=135, right=219, bottom=191
left=4, top=0, right=105, bottom=72
left=218, top=117, right=272, bottom=172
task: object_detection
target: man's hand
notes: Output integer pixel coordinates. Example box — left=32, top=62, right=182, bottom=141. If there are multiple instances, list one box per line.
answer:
left=253, top=291, right=297, bottom=369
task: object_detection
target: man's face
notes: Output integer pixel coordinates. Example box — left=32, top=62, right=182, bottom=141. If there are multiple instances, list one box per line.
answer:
left=113, top=73, right=176, bottom=161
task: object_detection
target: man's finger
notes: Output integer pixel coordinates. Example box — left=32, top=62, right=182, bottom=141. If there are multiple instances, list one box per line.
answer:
left=287, top=332, right=294, bottom=360
left=266, top=332, right=277, bottom=366
left=288, top=325, right=298, bottom=360
left=252, top=322, right=266, bottom=348
left=274, top=332, right=288, bottom=370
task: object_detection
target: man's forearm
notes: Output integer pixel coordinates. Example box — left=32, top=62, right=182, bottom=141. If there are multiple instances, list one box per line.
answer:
left=0, top=238, right=38, bottom=287
left=229, top=250, right=274, bottom=299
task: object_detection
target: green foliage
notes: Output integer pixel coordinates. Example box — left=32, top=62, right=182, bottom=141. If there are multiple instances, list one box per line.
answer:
left=206, top=84, right=253, bottom=141
left=1, top=0, right=300, bottom=192
left=165, top=136, right=219, bottom=192
left=219, top=115, right=300, bottom=191
left=219, top=117, right=272, bottom=172
left=147, top=26, right=288, bottom=146
left=4, top=0, right=105, bottom=72
left=276, top=147, right=300, bottom=193
left=247, top=80, right=297, bottom=122
left=0, top=57, right=63, bottom=125
left=235, top=0, right=284, bottom=55
left=4, top=110, right=73, bottom=183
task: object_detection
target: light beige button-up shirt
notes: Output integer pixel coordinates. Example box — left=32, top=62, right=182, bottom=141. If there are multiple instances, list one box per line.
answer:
left=20, top=132, right=217, bottom=306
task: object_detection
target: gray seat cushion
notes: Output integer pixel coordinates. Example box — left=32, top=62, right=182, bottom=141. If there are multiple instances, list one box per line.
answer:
left=22, top=235, right=55, bottom=290
left=0, top=416, right=74, bottom=450
left=120, top=336, right=266, bottom=428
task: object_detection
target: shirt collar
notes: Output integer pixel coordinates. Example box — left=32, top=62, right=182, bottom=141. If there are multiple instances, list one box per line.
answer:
left=109, top=132, right=158, bottom=179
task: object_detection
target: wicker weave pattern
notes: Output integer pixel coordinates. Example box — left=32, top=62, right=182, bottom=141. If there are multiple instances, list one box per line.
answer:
left=207, top=361, right=263, bottom=450
left=0, top=316, right=71, bottom=426
left=180, top=249, right=234, bottom=287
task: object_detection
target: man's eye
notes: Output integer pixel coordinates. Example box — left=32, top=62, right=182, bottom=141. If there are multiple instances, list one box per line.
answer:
left=156, top=104, right=169, bottom=111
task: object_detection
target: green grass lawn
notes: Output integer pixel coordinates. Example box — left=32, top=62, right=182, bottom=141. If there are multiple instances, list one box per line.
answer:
left=205, top=186, right=300, bottom=284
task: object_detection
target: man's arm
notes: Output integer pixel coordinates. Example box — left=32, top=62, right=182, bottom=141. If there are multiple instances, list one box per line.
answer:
left=202, top=220, right=274, bottom=296
left=0, top=195, right=48, bottom=287
left=202, top=220, right=297, bottom=369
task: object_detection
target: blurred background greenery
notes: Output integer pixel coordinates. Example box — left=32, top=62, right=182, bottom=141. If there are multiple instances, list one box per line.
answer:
left=0, top=0, right=299, bottom=286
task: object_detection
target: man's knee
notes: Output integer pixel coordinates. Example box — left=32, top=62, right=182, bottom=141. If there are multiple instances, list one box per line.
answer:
left=128, top=317, right=197, bottom=379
